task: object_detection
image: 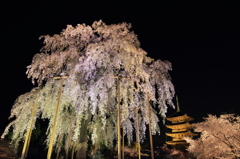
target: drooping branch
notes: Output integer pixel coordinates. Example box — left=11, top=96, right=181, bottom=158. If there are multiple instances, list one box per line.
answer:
left=2, top=20, right=175, bottom=158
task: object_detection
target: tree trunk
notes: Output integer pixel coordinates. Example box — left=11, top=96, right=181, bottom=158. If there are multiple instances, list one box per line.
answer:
left=75, top=113, right=92, bottom=159
left=75, top=142, right=87, bottom=159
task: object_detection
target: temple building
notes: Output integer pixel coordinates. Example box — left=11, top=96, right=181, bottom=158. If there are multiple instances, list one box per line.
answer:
left=165, top=97, right=198, bottom=145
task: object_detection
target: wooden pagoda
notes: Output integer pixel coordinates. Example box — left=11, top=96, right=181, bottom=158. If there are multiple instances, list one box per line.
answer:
left=165, top=97, right=198, bottom=145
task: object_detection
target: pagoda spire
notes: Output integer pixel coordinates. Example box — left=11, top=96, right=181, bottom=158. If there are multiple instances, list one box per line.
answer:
left=176, top=95, right=180, bottom=112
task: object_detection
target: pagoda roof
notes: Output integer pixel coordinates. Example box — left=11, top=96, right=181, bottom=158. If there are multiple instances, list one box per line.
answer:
left=166, top=113, right=194, bottom=123
left=167, top=111, right=186, bottom=117
left=166, top=130, right=198, bottom=138
left=165, top=122, right=193, bottom=130
left=166, top=141, right=188, bottom=145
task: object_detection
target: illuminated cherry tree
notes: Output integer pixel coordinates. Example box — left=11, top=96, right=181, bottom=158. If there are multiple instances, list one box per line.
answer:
left=185, top=114, right=240, bottom=159
left=1, top=20, right=175, bottom=158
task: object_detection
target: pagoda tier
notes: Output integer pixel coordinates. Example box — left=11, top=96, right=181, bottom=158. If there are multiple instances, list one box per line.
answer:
left=166, top=130, right=198, bottom=139
left=165, top=122, right=193, bottom=132
left=166, top=112, right=194, bottom=123
left=166, top=141, right=188, bottom=145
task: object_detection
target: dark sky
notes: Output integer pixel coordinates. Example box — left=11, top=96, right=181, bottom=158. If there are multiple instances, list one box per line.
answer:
left=0, top=1, right=240, bottom=131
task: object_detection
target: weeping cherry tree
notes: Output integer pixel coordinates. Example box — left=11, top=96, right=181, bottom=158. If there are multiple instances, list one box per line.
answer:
left=1, top=20, right=175, bottom=158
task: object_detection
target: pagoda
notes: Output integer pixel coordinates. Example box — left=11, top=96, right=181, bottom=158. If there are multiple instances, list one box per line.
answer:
left=165, top=96, right=198, bottom=145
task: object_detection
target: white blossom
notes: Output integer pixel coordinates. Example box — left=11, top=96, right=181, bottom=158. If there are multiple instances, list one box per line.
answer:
left=185, top=114, right=240, bottom=159
left=2, top=20, right=175, bottom=153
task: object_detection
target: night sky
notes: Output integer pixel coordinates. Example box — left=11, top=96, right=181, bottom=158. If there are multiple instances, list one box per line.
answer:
left=1, top=1, right=240, bottom=132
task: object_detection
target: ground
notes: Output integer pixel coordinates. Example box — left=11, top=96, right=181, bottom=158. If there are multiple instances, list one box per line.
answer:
left=0, top=139, right=15, bottom=159
left=0, top=139, right=190, bottom=159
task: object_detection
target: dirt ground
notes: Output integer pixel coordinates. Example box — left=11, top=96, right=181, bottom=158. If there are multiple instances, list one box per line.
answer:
left=0, top=139, right=15, bottom=159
